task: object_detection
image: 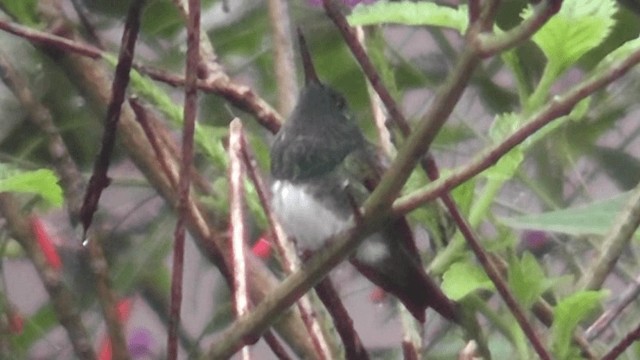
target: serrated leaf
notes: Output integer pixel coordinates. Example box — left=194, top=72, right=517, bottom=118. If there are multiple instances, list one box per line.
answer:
left=0, top=165, right=63, bottom=206
left=551, top=290, right=607, bottom=359
left=508, top=252, right=554, bottom=308
left=442, top=261, right=494, bottom=300
left=348, top=2, right=469, bottom=34
left=500, top=192, right=634, bottom=237
left=523, top=0, right=617, bottom=74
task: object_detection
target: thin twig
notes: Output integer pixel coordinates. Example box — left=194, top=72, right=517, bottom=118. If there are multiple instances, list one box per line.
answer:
left=262, top=331, right=293, bottom=360
left=86, top=237, right=131, bottom=360
left=168, top=0, right=200, bottom=358
left=314, top=279, right=370, bottom=360
left=0, top=19, right=283, bottom=134
left=586, top=273, right=640, bottom=341
left=0, top=19, right=102, bottom=58
left=129, top=98, right=179, bottom=190
left=450, top=204, right=550, bottom=359
left=229, top=119, right=252, bottom=359
left=79, top=0, right=145, bottom=235
left=476, top=0, right=563, bottom=58
left=70, top=0, right=105, bottom=49
left=580, top=181, right=640, bottom=290
left=601, top=321, right=640, bottom=360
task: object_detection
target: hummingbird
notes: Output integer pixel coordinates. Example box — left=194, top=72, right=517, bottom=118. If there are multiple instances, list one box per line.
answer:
left=269, top=32, right=458, bottom=323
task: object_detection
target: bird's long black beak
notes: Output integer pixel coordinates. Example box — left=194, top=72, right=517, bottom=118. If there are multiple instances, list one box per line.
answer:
left=297, top=28, right=320, bottom=86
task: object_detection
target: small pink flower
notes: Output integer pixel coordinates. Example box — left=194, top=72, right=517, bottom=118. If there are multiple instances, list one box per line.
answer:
left=251, top=236, right=272, bottom=260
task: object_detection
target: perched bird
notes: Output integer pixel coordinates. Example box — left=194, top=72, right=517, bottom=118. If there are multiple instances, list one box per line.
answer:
left=270, top=32, right=457, bottom=323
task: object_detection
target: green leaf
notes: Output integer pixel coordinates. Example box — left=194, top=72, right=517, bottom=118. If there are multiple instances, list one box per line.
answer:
left=484, top=113, right=525, bottom=181
left=12, top=304, right=58, bottom=354
left=500, top=192, right=635, bottom=237
left=348, top=2, right=469, bottom=34
left=450, top=178, right=475, bottom=218
left=142, top=1, right=184, bottom=37
left=508, top=252, right=554, bottom=308
left=524, top=0, right=617, bottom=74
left=442, top=261, right=494, bottom=300
left=593, top=36, right=640, bottom=73
left=0, top=0, right=39, bottom=26
left=551, top=290, right=607, bottom=359
left=0, top=165, right=63, bottom=206
left=484, top=147, right=524, bottom=181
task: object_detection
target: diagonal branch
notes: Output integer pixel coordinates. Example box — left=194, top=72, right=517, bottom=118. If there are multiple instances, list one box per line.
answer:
left=393, top=44, right=640, bottom=216
left=79, top=0, right=145, bottom=235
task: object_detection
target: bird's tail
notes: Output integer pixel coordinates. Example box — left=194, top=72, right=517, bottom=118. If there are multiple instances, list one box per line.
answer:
left=350, top=219, right=458, bottom=323
left=351, top=255, right=458, bottom=323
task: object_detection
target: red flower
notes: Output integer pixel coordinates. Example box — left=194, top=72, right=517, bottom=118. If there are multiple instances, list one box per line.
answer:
left=251, top=236, right=272, bottom=259
left=30, top=217, right=62, bottom=270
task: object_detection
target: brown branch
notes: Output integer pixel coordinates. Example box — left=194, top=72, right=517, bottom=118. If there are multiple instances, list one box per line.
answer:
left=86, top=237, right=131, bottom=360
left=393, top=44, right=640, bottom=216
left=0, top=196, right=96, bottom=360
left=450, top=205, right=550, bottom=359
left=268, top=0, right=297, bottom=115
left=129, top=98, right=179, bottom=190
left=476, top=0, right=563, bottom=58
left=168, top=0, right=200, bottom=357
left=585, top=273, right=640, bottom=341
left=314, top=279, right=370, bottom=360
left=79, top=0, right=145, bottom=235
left=580, top=181, right=640, bottom=291
left=0, top=19, right=102, bottom=58
left=601, top=321, right=640, bottom=360
left=0, top=19, right=283, bottom=134
left=229, top=119, right=251, bottom=358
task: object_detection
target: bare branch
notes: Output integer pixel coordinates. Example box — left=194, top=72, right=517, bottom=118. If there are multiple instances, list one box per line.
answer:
left=79, top=0, right=145, bottom=235
left=476, top=0, right=563, bottom=57
left=601, top=321, right=640, bottom=360
left=168, top=0, right=200, bottom=357
left=580, top=181, right=640, bottom=290
left=229, top=119, right=251, bottom=359
left=268, top=0, right=297, bottom=115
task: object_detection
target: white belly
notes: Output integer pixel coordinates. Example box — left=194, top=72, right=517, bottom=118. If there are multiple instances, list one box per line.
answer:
left=271, top=180, right=350, bottom=251
left=271, top=180, right=389, bottom=264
